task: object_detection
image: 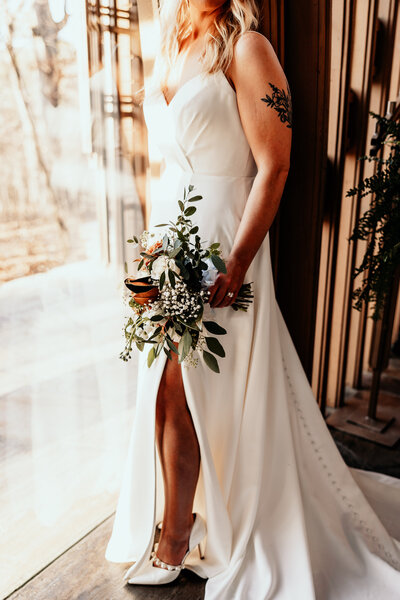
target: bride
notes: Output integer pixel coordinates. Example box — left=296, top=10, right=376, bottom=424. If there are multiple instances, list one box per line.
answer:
left=105, top=0, right=400, bottom=598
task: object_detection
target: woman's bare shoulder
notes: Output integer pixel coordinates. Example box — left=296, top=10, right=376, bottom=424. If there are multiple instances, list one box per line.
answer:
left=226, top=30, right=292, bottom=146
left=229, top=30, right=286, bottom=88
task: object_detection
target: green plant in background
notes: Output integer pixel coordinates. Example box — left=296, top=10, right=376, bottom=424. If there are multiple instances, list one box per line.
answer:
left=346, top=111, right=400, bottom=321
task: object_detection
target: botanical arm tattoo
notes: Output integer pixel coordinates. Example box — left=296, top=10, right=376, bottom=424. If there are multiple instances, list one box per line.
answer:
left=261, top=80, right=293, bottom=129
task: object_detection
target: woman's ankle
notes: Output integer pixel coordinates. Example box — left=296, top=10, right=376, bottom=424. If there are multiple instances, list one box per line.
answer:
left=159, top=525, right=192, bottom=547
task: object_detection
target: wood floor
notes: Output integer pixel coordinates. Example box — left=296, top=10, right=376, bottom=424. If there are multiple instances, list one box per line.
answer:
left=7, top=516, right=206, bottom=600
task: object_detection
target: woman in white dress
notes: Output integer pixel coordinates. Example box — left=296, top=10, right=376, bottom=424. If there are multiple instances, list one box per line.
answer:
left=105, top=0, right=400, bottom=598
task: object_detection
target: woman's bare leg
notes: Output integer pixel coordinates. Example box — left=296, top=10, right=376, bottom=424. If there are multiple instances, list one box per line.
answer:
left=155, top=343, right=201, bottom=566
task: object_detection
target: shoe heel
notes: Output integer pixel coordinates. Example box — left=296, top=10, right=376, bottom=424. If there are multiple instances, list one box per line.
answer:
left=198, top=540, right=205, bottom=560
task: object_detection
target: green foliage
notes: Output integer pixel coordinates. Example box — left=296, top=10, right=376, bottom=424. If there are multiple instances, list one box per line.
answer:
left=202, top=350, right=220, bottom=373
left=347, top=111, right=400, bottom=320
left=121, top=184, right=255, bottom=371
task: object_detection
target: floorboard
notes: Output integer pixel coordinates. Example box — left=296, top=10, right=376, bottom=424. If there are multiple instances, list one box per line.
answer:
left=7, top=516, right=206, bottom=600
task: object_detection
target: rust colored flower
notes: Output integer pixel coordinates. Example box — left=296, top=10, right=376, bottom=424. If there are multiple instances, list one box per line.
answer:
left=147, top=240, right=163, bottom=254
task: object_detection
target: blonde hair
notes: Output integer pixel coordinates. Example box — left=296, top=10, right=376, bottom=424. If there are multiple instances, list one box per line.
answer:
left=150, top=0, right=259, bottom=92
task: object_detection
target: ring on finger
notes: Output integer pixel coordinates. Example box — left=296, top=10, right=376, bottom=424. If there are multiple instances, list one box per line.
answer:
left=227, top=291, right=234, bottom=298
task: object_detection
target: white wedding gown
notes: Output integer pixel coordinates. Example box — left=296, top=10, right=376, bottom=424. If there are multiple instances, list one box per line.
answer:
left=105, top=67, right=400, bottom=599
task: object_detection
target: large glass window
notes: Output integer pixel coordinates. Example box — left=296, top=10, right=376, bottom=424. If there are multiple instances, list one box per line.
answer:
left=0, top=1, right=145, bottom=595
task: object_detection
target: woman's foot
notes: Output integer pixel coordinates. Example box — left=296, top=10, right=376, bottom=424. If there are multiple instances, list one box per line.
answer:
left=125, top=514, right=206, bottom=585
left=154, top=513, right=195, bottom=568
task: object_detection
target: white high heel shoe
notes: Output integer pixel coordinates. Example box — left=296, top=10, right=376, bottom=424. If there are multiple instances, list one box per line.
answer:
left=126, top=513, right=206, bottom=585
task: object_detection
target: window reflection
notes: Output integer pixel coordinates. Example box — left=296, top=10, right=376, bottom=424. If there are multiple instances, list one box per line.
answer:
left=0, top=0, right=145, bottom=596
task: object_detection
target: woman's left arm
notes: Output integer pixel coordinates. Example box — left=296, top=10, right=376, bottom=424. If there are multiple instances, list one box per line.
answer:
left=208, top=31, right=292, bottom=308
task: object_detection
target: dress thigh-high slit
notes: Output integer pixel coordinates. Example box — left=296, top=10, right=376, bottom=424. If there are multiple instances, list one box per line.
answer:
left=154, top=341, right=201, bottom=563
left=107, top=335, right=214, bottom=583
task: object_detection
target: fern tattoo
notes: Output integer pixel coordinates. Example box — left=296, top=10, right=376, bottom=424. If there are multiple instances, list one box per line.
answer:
left=261, top=82, right=293, bottom=129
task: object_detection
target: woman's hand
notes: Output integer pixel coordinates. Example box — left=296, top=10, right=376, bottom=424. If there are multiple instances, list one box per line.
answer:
left=207, top=255, right=248, bottom=308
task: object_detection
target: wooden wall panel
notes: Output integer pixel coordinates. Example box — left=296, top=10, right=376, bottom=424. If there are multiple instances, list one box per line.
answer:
left=312, top=0, right=355, bottom=410
left=313, top=0, right=400, bottom=410
left=323, top=0, right=378, bottom=407
left=271, top=0, right=331, bottom=380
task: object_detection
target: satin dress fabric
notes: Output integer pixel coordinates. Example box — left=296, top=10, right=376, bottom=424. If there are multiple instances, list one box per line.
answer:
left=105, top=68, right=400, bottom=599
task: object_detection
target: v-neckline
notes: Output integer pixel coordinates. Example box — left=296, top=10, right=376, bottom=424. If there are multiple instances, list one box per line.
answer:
left=159, top=70, right=235, bottom=109
left=160, top=71, right=207, bottom=108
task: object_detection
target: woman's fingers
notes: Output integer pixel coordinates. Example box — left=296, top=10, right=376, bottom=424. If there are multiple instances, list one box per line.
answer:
left=209, top=281, right=228, bottom=307
left=219, top=288, right=239, bottom=308
left=208, top=273, right=228, bottom=306
left=209, top=281, right=240, bottom=307
left=207, top=258, right=245, bottom=307
left=206, top=284, right=217, bottom=305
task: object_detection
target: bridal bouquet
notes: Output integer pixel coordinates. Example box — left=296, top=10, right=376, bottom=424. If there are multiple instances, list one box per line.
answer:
left=120, top=185, right=254, bottom=372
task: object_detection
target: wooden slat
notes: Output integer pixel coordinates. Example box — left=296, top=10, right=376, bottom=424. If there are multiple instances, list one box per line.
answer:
left=312, top=0, right=355, bottom=411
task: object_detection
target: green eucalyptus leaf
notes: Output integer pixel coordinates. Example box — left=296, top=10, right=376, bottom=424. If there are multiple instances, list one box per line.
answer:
left=211, top=254, right=227, bottom=273
left=159, top=271, right=166, bottom=290
left=184, top=206, right=197, bottom=216
left=164, top=347, right=172, bottom=360
left=205, top=336, right=226, bottom=357
left=203, top=350, right=220, bottom=373
left=168, top=269, right=176, bottom=287
left=149, top=326, right=162, bottom=339
left=203, top=321, right=227, bottom=335
left=169, top=247, right=181, bottom=258
left=147, top=346, right=156, bottom=367
left=178, top=329, right=192, bottom=361
left=166, top=336, right=179, bottom=354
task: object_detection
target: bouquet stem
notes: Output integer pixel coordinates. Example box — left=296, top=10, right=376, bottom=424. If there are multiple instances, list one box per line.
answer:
left=231, top=282, right=254, bottom=311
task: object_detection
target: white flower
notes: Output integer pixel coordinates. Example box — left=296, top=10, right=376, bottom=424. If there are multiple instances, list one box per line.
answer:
left=151, top=256, right=181, bottom=280
left=170, top=328, right=181, bottom=343
left=143, top=320, right=156, bottom=336
left=139, top=230, right=150, bottom=249
left=140, top=227, right=170, bottom=250
left=201, top=257, right=218, bottom=289
left=183, top=348, right=199, bottom=368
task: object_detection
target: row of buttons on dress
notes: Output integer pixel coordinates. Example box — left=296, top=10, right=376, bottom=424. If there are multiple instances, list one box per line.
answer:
left=281, top=354, right=400, bottom=571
